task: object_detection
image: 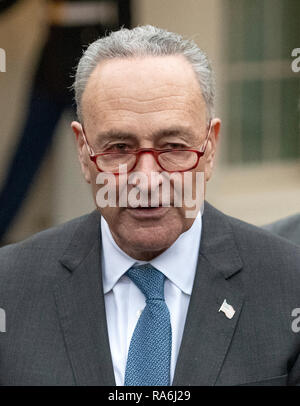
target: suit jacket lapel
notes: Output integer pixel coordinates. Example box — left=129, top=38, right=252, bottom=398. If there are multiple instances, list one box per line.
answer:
left=173, top=202, right=245, bottom=386
left=53, top=211, right=116, bottom=386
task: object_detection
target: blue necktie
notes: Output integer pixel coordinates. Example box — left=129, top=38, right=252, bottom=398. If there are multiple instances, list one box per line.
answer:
left=124, top=263, right=172, bottom=386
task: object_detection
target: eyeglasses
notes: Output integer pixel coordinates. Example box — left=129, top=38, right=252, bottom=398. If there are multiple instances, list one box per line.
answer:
left=81, top=120, right=212, bottom=174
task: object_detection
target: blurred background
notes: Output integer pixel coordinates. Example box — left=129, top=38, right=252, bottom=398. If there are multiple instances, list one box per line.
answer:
left=0, top=0, right=299, bottom=244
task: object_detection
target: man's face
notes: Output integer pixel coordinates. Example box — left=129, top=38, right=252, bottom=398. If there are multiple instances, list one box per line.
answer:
left=72, top=55, right=220, bottom=260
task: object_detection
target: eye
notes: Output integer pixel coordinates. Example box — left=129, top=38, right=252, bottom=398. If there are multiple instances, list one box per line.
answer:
left=107, top=143, right=132, bottom=152
left=164, top=143, right=187, bottom=149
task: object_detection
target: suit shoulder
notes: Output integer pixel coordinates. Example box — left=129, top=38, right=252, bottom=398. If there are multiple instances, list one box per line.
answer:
left=263, top=213, right=300, bottom=245
left=264, top=212, right=300, bottom=232
left=204, top=202, right=300, bottom=267
left=222, top=213, right=300, bottom=297
left=226, top=212, right=300, bottom=257
left=0, top=213, right=93, bottom=280
left=1, top=213, right=91, bottom=252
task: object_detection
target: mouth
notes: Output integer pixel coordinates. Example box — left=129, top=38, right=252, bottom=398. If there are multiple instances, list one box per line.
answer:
left=126, top=206, right=169, bottom=219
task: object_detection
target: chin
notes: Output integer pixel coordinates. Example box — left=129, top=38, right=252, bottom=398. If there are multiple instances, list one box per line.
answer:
left=104, top=207, right=187, bottom=258
left=118, top=225, right=181, bottom=255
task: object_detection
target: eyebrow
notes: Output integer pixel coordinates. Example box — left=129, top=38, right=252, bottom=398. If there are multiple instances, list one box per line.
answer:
left=156, top=127, right=197, bottom=142
left=94, top=126, right=197, bottom=146
left=95, top=131, right=137, bottom=143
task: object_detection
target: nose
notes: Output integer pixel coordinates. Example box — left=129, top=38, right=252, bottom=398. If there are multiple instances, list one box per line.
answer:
left=133, top=151, right=162, bottom=175
left=130, top=151, right=163, bottom=201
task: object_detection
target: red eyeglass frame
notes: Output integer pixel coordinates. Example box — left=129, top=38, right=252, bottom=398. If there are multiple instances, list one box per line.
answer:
left=81, top=120, right=212, bottom=174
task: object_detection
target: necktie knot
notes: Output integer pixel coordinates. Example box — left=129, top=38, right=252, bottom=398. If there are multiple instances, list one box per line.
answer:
left=126, top=263, right=166, bottom=301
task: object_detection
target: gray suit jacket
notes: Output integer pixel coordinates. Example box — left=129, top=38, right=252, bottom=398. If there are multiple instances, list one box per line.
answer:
left=264, top=213, right=300, bottom=246
left=1, top=202, right=300, bottom=386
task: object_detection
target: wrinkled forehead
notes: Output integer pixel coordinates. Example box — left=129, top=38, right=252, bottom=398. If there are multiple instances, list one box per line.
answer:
left=81, top=55, right=207, bottom=132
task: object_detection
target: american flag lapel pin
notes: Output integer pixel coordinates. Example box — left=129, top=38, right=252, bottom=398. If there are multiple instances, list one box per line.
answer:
left=219, top=299, right=235, bottom=319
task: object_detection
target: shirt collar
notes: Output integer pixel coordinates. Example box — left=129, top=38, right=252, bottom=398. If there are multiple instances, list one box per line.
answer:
left=101, top=212, right=202, bottom=295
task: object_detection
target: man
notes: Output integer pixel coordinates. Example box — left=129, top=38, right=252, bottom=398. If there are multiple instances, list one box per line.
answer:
left=264, top=213, right=300, bottom=246
left=1, top=25, right=300, bottom=386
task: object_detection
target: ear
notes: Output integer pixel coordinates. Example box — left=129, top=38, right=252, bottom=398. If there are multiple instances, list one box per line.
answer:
left=204, top=118, right=221, bottom=182
left=71, top=121, right=92, bottom=184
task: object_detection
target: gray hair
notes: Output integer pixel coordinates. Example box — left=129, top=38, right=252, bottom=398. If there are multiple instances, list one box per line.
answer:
left=73, top=25, right=215, bottom=123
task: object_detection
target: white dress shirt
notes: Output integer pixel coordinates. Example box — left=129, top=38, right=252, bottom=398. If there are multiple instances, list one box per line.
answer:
left=101, top=213, right=202, bottom=385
